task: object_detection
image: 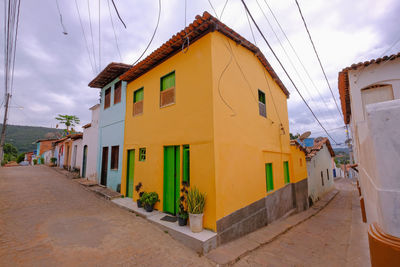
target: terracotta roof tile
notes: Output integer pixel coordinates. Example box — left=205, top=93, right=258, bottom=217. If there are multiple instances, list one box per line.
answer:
left=290, top=139, right=307, bottom=154
left=338, top=52, right=400, bottom=124
left=88, top=62, right=131, bottom=88
left=120, top=11, right=290, bottom=98
left=305, top=137, right=335, bottom=160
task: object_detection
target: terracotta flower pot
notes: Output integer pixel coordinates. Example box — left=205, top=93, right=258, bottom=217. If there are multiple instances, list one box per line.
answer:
left=189, top=213, right=203, bottom=233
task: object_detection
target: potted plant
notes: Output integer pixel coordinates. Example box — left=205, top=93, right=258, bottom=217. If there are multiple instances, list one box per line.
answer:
left=177, top=181, right=189, bottom=226
left=142, top=192, right=159, bottom=212
left=50, top=157, right=57, bottom=167
left=135, top=182, right=144, bottom=208
left=187, top=187, right=206, bottom=233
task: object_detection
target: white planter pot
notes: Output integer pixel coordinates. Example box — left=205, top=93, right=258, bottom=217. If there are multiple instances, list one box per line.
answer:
left=189, top=213, right=204, bottom=233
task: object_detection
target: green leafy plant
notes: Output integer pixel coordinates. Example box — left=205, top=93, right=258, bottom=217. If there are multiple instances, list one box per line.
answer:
left=41, top=157, right=45, bottom=164
left=187, top=187, right=206, bottom=214
left=178, top=181, right=189, bottom=219
left=16, top=153, right=25, bottom=163
left=33, top=159, right=37, bottom=165
left=141, top=192, right=160, bottom=206
left=50, top=157, right=57, bottom=164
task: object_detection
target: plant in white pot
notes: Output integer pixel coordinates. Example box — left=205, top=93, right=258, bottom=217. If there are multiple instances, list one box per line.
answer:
left=187, top=187, right=206, bottom=233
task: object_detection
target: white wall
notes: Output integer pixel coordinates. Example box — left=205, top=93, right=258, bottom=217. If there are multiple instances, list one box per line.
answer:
left=71, top=138, right=83, bottom=171
left=81, top=104, right=100, bottom=180
left=347, top=58, right=400, bottom=234
left=307, top=144, right=335, bottom=202
left=42, top=149, right=54, bottom=165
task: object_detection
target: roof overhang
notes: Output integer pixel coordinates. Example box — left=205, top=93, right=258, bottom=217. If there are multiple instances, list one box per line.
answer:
left=119, top=11, right=290, bottom=98
left=88, top=62, right=131, bottom=88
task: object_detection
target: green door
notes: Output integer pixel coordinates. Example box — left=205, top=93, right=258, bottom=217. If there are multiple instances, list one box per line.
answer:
left=126, top=150, right=135, bottom=198
left=283, top=161, right=290, bottom=184
left=163, top=146, right=180, bottom=215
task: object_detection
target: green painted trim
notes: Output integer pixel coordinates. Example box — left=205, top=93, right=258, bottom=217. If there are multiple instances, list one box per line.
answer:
left=160, top=70, right=175, bottom=91
left=126, top=150, right=135, bottom=198
left=265, top=163, right=274, bottom=192
left=182, top=145, right=190, bottom=184
left=283, top=161, right=290, bottom=184
left=139, top=147, right=146, bottom=161
left=258, top=89, right=266, bottom=104
left=134, top=87, right=144, bottom=103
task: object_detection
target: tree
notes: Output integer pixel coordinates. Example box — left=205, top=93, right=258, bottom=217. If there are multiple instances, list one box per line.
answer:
left=55, top=115, right=80, bottom=132
left=290, top=133, right=300, bottom=140
left=4, top=143, right=18, bottom=157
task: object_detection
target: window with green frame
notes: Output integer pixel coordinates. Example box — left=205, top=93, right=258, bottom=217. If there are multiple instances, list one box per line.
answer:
left=182, top=145, right=190, bottom=184
left=139, top=148, right=146, bottom=161
left=160, top=71, right=175, bottom=107
left=283, top=161, right=290, bottom=184
left=258, top=89, right=266, bottom=117
left=133, top=88, right=144, bottom=116
left=265, top=163, right=274, bottom=192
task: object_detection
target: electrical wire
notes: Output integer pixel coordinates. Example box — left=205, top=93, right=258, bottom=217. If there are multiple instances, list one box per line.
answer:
left=55, top=0, right=68, bottom=34
left=182, top=0, right=190, bottom=53
left=110, top=0, right=126, bottom=28
left=207, top=0, right=218, bottom=18
left=87, top=0, right=98, bottom=72
left=132, top=0, right=161, bottom=66
left=294, top=0, right=343, bottom=120
left=220, top=0, right=229, bottom=19
left=256, top=0, right=336, bottom=121
left=74, top=0, right=96, bottom=75
left=244, top=7, right=257, bottom=46
left=10, top=0, right=21, bottom=96
left=107, top=0, right=122, bottom=61
left=241, top=0, right=338, bottom=144
left=98, top=0, right=101, bottom=70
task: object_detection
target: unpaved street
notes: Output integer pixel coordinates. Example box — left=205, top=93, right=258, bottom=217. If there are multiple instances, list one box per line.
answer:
left=0, top=166, right=210, bottom=266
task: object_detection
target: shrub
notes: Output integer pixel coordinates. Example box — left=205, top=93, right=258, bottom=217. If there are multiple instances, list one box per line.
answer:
left=16, top=153, right=25, bottom=163
left=141, top=192, right=159, bottom=207
left=33, top=159, right=37, bottom=165
left=50, top=157, right=57, bottom=164
left=187, top=187, right=206, bottom=214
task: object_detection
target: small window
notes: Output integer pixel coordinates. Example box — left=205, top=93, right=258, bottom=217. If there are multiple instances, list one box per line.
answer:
left=265, top=163, right=274, bottom=192
left=183, top=145, right=190, bottom=184
left=104, top=88, right=111, bottom=109
left=139, top=148, right=146, bottom=161
left=283, top=161, right=290, bottom=184
left=321, top=171, right=324, bottom=186
left=114, top=82, right=121, bottom=104
left=111, top=146, right=119, bottom=169
left=327, top=169, right=329, bottom=180
left=160, top=71, right=175, bottom=107
left=133, top=88, right=144, bottom=116
left=258, top=89, right=266, bottom=117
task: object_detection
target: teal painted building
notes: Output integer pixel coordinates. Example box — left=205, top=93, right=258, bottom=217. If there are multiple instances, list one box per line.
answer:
left=88, top=63, right=131, bottom=191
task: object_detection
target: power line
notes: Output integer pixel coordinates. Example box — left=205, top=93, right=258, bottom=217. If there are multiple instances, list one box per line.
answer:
left=261, top=0, right=338, bottom=121
left=240, top=0, right=338, bottom=144
left=55, top=0, right=68, bottom=35
left=87, top=0, right=98, bottom=72
left=131, top=0, right=161, bottom=66
left=98, top=0, right=101, bottom=70
left=107, top=0, right=122, bottom=61
left=110, top=0, right=126, bottom=28
left=207, top=0, right=218, bottom=18
left=294, top=0, right=343, bottom=120
left=74, top=0, right=96, bottom=74
left=220, top=0, right=229, bottom=19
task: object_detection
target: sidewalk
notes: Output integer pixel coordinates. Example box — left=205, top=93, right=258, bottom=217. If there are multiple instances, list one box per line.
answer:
left=206, top=189, right=339, bottom=265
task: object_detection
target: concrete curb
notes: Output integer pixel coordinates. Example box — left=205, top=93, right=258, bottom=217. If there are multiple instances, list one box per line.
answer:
left=206, top=189, right=339, bottom=266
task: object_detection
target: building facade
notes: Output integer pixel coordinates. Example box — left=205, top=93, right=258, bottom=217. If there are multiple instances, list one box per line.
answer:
left=118, top=12, right=309, bottom=243
left=88, top=63, right=131, bottom=191
left=81, top=104, right=100, bottom=180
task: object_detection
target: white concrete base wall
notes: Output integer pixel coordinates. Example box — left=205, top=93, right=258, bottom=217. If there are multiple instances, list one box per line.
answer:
left=307, top=144, right=334, bottom=202
left=365, top=99, right=400, bottom=237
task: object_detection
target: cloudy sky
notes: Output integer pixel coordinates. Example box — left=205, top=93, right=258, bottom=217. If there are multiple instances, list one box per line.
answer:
left=1, top=0, right=399, bottom=147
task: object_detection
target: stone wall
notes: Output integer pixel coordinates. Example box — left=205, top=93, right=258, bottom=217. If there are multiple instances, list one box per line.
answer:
left=216, top=179, right=308, bottom=244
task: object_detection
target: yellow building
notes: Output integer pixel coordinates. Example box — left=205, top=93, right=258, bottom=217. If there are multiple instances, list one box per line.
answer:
left=119, top=12, right=308, bottom=244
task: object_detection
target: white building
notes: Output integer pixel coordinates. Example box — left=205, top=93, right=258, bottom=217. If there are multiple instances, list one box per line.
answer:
left=80, top=104, right=100, bottom=180
left=70, top=136, right=83, bottom=171
left=306, top=137, right=335, bottom=203
left=338, top=53, right=400, bottom=239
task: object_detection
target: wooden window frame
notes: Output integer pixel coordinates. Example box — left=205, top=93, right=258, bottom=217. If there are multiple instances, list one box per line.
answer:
left=110, top=145, right=119, bottom=170
left=104, top=88, right=111, bottom=109
left=258, top=89, right=266, bottom=117
left=139, top=148, right=146, bottom=162
left=114, top=81, right=122, bottom=104
left=160, top=71, right=176, bottom=108
left=133, top=87, right=144, bottom=116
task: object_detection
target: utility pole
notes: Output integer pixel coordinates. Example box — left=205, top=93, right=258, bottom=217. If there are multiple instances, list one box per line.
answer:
left=0, top=93, right=11, bottom=164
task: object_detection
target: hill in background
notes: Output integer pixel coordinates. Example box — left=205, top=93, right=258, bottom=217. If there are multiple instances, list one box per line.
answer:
left=0, top=124, right=64, bottom=153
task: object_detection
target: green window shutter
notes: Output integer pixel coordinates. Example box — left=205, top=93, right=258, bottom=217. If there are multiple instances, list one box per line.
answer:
left=182, top=145, right=190, bottom=184
left=258, top=90, right=266, bottom=104
left=283, top=161, right=290, bottom=184
left=265, top=163, right=274, bottom=192
left=134, top=88, right=144, bottom=103
left=161, top=72, right=175, bottom=91
left=139, top=148, right=146, bottom=161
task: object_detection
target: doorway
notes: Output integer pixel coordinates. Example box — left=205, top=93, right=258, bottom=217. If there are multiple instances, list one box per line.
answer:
left=101, top=147, right=108, bottom=186
left=82, top=145, right=87, bottom=178
left=163, top=146, right=180, bottom=215
left=126, top=150, right=135, bottom=198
